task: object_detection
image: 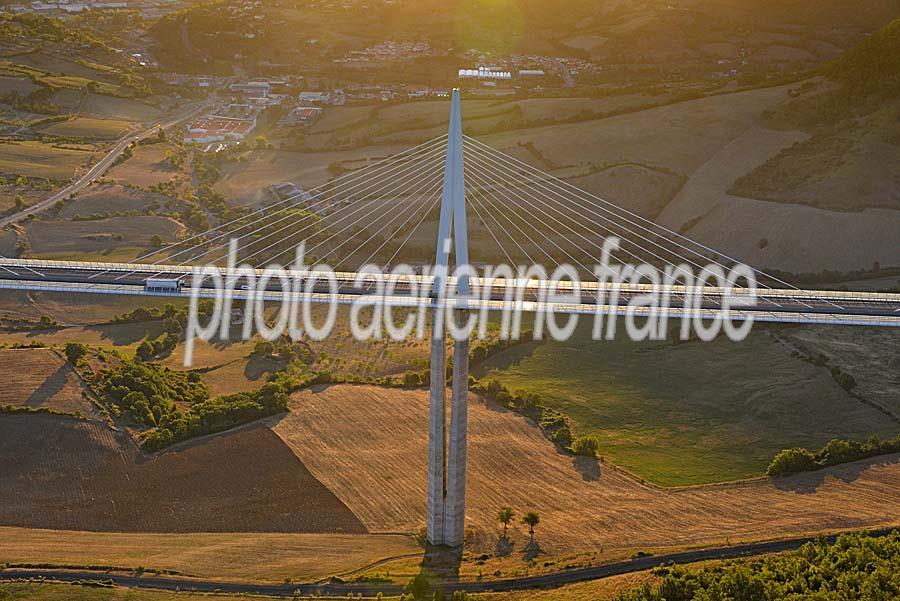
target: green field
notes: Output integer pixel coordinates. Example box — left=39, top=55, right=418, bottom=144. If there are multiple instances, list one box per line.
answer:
left=474, top=322, right=899, bottom=486
left=38, top=117, right=132, bottom=139
left=0, top=141, right=87, bottom=180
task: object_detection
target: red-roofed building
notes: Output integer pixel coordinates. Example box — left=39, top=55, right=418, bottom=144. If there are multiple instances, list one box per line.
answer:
left=184, top=115, right=256, bottom=144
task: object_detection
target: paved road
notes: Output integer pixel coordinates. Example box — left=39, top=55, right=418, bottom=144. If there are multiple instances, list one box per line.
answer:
left=1, top=528, right=896, bottom=597
left=0, top=103, right=208, bottom=229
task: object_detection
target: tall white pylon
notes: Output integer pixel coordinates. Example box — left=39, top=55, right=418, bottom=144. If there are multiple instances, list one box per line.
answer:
left=427, top=88, right=470, bottom=548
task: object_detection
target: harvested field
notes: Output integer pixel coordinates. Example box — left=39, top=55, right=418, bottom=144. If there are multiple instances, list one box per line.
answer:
left=0, top=348, right=95, bottom=416
left=214, top=145, right=408, bottom=207
left=0, top=413, right=366, bottom=534
left=0, top=321, right=164, bottom=354
left=0, top=75, right=40, bottom=96
left=468, top=84, right=898, bottom=272
left=107, top=143, right=184, bottom=188
left=24, top=215, right=182, bottom=258
left=79, top=93, right=161, bottom=122
left=0, top=140, right=88, bottom=180
left=274, top=385, right=900, bottom=556
left=0, top=529, right=418, bottom=583
left=656, top=123, right=900, bottom=273
left=58, top=184, right=176, bottom=219
left=0, top=290, right=178, bottom=327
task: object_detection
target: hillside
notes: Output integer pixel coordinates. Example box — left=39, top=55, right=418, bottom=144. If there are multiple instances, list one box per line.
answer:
left=824, top=17, right=900, bottom=95
left=725, top=18, right=900, bottom=224
left=274, top=385, right=900, bottom=557
left=0, top=413, right=366, bottom=533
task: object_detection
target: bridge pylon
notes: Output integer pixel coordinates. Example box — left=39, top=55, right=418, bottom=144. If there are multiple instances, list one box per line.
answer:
left=427, top=88, right=470, bottom=548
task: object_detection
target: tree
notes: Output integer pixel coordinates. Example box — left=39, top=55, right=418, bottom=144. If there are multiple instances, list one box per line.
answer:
left=521, top=511, right=540, bottom=542
left=64, top=342, right=88, bottom=365
left=149, top=234, right=163, bottom=248
left=497, top=507, right=514, bottom=537
left=571, top=435, right=601, bottom=457
left=767, top=447, right=818, bottom=477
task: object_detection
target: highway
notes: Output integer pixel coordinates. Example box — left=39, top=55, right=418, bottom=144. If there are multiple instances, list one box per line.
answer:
left=1, top=527, right=896, bottom=596
left=0, top=103, right=209, bottom=228
left=0, top=258, right=898, bottom=326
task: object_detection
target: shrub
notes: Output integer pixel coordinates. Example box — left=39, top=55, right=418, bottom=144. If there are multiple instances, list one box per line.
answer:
left=571, top=435, right=601, bottom=457
left=767, top=447, right=818, bottom=477
left=64, top=342, right=88, bottom=365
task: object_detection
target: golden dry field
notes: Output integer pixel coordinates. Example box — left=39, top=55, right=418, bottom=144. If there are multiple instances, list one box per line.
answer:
left=0, top=528, right=419, bottom=583
left=23, top=215, right=183, bottom=260
left=275, top=386, right=900, bottom=557
left=106, top=143, right=186, bottom=189
left=0, top=348, right=95, bottom=416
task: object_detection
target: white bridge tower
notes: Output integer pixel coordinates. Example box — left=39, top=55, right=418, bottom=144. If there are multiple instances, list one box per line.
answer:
left=427, top=88, right=470, bottom=548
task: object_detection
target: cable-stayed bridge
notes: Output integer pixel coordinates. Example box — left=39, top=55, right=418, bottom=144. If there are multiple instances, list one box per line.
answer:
left=1, top=89, right=897, bottom=547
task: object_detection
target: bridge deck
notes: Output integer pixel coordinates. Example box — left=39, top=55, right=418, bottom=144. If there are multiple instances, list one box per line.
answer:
left=0, top=258, right=897, bottom=327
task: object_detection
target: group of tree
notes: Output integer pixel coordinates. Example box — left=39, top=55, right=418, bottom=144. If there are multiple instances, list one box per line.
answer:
left=496, top=507, right=541, bottom=543
left=96, top=356, right=295, bottom=451
left=767, top=434, right=900, bottom=478
left=101, top=360, right=209, bottom=427
left=615, top=531, right=900, bottom=600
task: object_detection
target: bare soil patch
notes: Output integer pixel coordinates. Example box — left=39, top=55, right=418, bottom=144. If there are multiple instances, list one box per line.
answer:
left=0, top=413, right=366, bottom=534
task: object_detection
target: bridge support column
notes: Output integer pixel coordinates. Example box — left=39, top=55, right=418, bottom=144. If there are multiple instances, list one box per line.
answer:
left=443, top=326, right=469, bottom=547
left=426, top=328, right=447, bottom=545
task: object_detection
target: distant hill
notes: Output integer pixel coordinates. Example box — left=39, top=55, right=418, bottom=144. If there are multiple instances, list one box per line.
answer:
left=824, top=18, right=900, bottom=94
left=728, top=18, right=900, bottom=216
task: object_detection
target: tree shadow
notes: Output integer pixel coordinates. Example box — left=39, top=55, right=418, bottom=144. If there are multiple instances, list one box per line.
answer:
left=522, top=539, right=541, bottom=561
left=495, top=534, right=513, bottom=557
left=244, top=354, right=287, bottom=381
left=771, top=453, right=900, bottom=494
left=471, top=342, right=540, bottom=376
left=25, top=364, right=70, bottom=407
left=85, top=321, right=164, bottom=346
left=572, top=454, right=601, bottom=482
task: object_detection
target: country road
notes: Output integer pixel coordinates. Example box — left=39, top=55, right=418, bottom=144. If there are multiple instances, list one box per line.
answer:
left=0, top=102, right=208, bottom=229
left=1, top=527, right=896, bottom=597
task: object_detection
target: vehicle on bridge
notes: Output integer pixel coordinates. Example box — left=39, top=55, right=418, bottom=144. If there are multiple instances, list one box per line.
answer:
left=144, top=277, right=184, bottom=293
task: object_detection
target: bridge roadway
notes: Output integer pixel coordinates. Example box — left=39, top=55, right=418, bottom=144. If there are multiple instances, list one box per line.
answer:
left=0, top=258, right=898, bottom=326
